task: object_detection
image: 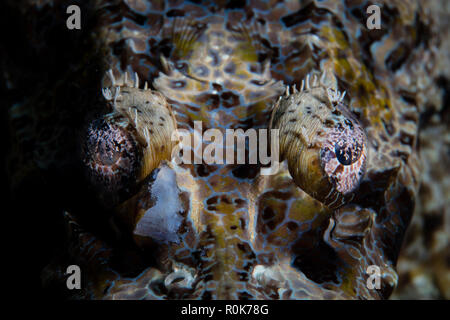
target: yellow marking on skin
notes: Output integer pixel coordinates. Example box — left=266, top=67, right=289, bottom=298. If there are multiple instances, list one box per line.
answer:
left=209, top=175, right=237, bottom=193
left=203, top=214, right=243, bottom=298
left=288, top=198, right=329, bottom=222
left=232, top=106, right=249, bottom=119
left=215, top=201, right=237, bottom=215
left=320, top=25, right=396, bottom=133
left=271, top=223, right=298, bottom=243
left=223, top=211, right=246, bottom=237
left=184, top=109, right=204, bottom=122
left=248, top=101, right=272, bottom=117
left=340, top=267, right=358, bottom=297
left=172, top=31, right=202, bottom=58
left=235, top=43, right=259, bottom=63
left=227, top=81, right=247, bottom=92
left=234, top=68, right=253, bottom=79
left=195, top=80, right=206, bottom=91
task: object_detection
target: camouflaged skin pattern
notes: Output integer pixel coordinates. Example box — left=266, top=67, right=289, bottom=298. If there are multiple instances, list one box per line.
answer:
left=5, top=0, right=449, bottom=299
left=389, top=0, right=450, bottom=299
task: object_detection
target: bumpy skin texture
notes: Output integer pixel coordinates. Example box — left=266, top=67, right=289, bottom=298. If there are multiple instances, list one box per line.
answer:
left=4, top=0, right=449, bottom=299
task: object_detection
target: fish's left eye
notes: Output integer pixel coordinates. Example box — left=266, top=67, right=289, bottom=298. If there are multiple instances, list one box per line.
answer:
left=270, top=72, right=368, bottom=209
left=318, top=114, right=367, bottom=198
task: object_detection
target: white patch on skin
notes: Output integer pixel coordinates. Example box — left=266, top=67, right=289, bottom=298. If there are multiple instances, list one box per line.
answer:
left=252, top=264, right=283, bottom=285
left=252, top=265, right=268, bottom=283
left=134, top=165, right=183, bottom=243
left=164, top=263, right=196, bottom=289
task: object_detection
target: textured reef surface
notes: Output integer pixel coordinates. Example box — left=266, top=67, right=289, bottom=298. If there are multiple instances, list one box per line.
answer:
left=3, top=0, right=449, bottom=299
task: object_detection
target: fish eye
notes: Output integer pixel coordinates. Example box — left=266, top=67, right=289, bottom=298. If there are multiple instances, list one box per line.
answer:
left=81, top=69, right=178, bottom=207
left=334, top=138, right=363, bottom=166
left=270, top=72, right=368, bottom=208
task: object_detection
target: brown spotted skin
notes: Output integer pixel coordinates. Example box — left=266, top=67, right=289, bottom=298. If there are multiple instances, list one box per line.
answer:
left=5, top=0, right=449, bottom=299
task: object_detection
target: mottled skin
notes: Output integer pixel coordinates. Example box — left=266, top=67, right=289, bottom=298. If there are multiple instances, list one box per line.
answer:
left=5, top=0, right=449, bottom=299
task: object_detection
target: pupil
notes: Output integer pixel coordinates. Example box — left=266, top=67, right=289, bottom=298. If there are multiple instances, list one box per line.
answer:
left=98, top=140, right=120, bottom=165
left=335, top=139, right=361, bottom=165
